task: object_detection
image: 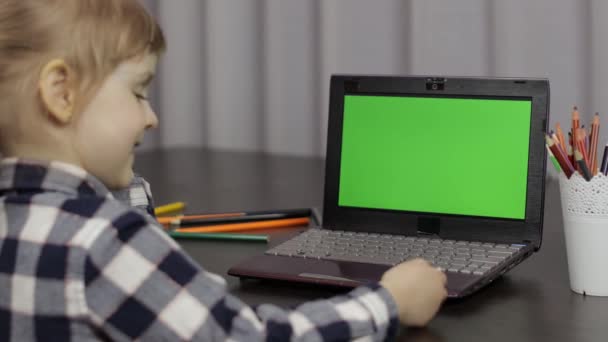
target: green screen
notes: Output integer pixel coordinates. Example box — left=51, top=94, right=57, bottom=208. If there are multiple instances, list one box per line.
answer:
left=338, top=95, right=532, bottom=219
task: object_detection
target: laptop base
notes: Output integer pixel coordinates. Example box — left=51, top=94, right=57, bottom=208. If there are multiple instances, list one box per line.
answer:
left=228, top=255, right=484, bottom=298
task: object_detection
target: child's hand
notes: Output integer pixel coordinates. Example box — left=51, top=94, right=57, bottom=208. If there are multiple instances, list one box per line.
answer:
left=380, top=258, right=447, bottom=327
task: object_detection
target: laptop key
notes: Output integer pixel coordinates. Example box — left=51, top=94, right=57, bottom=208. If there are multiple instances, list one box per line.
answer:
left=487, top=256, right=504, bottom=262
left=487, top=252, right=509, bottom=259
left=324, top=255, right=392, bottom=265
left=488, top=249, right=515, bottom=256
left=470, top=257, right=499, bottom=264
left=456, top=253, right=471, bottom=258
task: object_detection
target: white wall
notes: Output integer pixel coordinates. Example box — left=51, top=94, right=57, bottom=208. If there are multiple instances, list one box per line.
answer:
left=142, top=0, right=607, bottom=169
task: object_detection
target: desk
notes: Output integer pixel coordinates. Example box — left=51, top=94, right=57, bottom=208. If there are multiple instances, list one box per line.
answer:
left=135, top=148, right=608, bottom=342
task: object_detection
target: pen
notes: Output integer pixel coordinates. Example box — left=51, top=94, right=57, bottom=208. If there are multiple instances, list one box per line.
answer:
left=176, top=217, right=310, bottom=234
left=168, top=232, right=268, bottom=242
left=154, top=201, right=186, bottom=216
left=575, top=150, right=593, bottom=181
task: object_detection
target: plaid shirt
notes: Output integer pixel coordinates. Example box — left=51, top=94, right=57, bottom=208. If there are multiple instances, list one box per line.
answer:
left=0, top=158, right=399, bottom=341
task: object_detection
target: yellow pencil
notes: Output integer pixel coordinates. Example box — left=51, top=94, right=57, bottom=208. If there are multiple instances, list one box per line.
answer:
left=154, top=202, right=186, bottom=216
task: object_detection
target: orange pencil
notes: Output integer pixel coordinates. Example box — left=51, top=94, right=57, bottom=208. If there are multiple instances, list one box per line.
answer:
left=589, top=113, right=600, bottom=174
left=175, top=217, right=310, bottom=233
left=575, top=128, right=590, bottom=170
left=555, top=122, right=568, bottom=151
left=572, top=106, right=580, bottom=133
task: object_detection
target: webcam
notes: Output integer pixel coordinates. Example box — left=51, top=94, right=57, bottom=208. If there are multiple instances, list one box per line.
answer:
left=426, top=77, right=446, bottom=91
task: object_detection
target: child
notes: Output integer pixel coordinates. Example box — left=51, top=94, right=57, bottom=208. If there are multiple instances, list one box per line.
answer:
left=0, top=0, right=447, bottom=341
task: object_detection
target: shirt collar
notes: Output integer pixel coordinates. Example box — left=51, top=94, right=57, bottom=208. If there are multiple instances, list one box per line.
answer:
left=0, top=158, right=112, bottom=199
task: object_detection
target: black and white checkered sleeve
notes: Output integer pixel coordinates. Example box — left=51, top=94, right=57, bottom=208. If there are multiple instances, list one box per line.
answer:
left=83, top=210, right=399, bottom=341
left=110, top=173, right=156, bottom=218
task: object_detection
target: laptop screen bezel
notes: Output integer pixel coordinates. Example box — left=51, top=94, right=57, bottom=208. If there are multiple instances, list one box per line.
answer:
left=322, top=75, right=549, bottom=249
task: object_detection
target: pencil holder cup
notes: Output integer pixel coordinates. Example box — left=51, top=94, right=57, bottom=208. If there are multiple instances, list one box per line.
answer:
left=559, top=172, right=608, bottom=296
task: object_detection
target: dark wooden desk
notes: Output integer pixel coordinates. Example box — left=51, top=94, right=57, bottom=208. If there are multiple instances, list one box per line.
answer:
left=136, top=148, right=608, bottom=342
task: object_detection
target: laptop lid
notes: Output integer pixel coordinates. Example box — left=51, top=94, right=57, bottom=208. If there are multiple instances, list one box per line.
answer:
left=322, top=76, right=549, bottom=249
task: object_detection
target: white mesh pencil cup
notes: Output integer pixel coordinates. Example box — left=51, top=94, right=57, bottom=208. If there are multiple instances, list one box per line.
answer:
left=559, top=172, right=608, bottom=296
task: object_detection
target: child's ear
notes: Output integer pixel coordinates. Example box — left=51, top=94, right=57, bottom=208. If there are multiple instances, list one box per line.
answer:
left=38, top=59, right=76, bottom=124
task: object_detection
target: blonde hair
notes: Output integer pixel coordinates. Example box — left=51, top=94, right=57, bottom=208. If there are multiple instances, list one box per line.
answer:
left=0, top=0, right=166, bottom=128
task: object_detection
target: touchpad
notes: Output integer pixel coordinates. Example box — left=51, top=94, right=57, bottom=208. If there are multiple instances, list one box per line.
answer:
left=300, top=260, right=390, bottom=284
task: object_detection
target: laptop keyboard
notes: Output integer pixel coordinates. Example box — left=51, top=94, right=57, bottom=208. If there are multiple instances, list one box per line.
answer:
left=265, top=228, right=526, bottom=276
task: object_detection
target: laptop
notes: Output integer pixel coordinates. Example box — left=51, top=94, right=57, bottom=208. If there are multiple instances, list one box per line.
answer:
left=229, top=75, right=549, bottom=298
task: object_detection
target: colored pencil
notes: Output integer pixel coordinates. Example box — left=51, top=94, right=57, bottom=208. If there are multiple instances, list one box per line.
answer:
left=568, top=131, right=574, bottom=166
left=601, top=143, right=608, bottom=176
left=170, top=212, right=310, bottom=228
left=589, top=113, right=600, bottom=175
left=572, top=107, right=580, bottom=171
left=575, top=150, right=593, bottom=181
left=175, top=217, right=310, bottom=234
left=551, top=131, right=569, bottom=160
left=168, top=231, right=268, bottom=242
left=157, top=208, right=315, bottom=226
left=551, top=131, right=561, bottom=149
left=546, top=135, right=575, bottom=178
left=575, top=128, right=590, bottom=170
left=555, top=122, right=568, bottom=151
left=154, top=202, right=186, bottom=216
left=158, top=213, right=242, bottom=225
left=546, top=145, right=561, bottom=172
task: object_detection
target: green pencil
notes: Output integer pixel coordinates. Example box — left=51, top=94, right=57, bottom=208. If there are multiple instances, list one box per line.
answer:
left=546, top=145, right=561, bottom=172
left=168, top=231, right=268, bottom=242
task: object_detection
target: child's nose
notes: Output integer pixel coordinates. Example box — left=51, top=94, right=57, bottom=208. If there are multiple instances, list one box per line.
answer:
left=145, top=105, right=159, bottom=129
